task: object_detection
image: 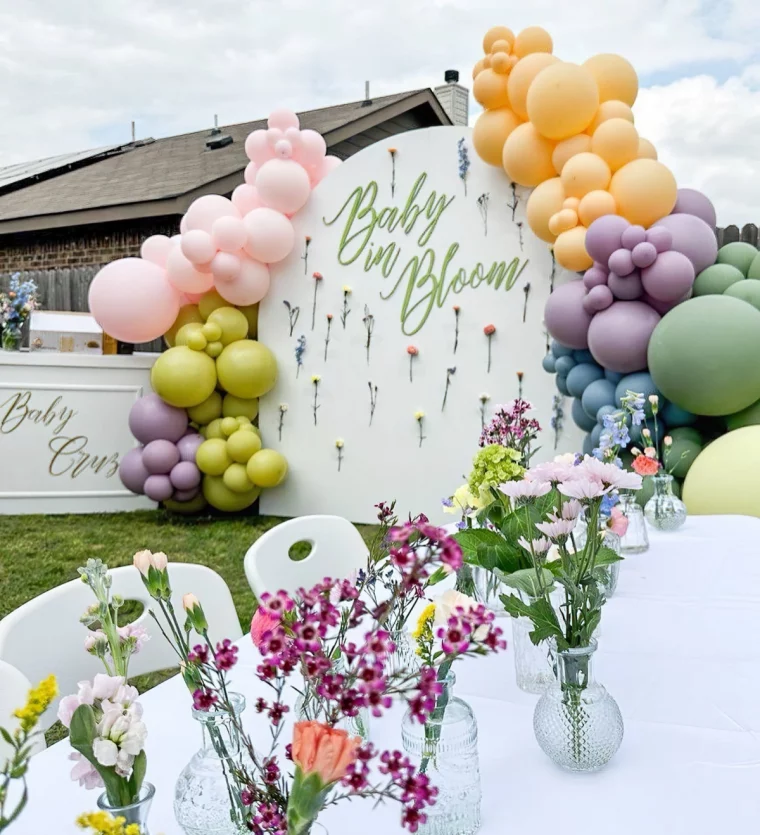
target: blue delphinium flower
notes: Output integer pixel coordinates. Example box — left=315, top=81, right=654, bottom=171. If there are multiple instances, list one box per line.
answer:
left=600, top=492, right=620, bottom=516
left=457, top=137, right=470, bottom=195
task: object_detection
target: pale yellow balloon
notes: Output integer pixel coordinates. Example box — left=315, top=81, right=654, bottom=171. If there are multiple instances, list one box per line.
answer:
left=490, top=52, right=512, bottom=74
left=223, top=462, right=255, bottom=494
left=638, top=137, right=658, bottom=160
left=483, top=25, right=515, bottom=54
left=563, top=197, right=580, bottom=211
left=548, top=208, right=578, bottom=237
left=553, top=226, right=593, bottom=272
left=502, top=122, right=556, bottom=187
left=526, top=177, right=566, bottom=243
left=513, top=26, right=553, bottom=58
left=490, top=38, right=513, bottom=55
left=507, top=52, right=559, bottom=120
left=578, top=190, right=618, bottom=227
left=527, top=63, right=600, bottom=140
left=609, top=159, right=678, bottom=227
left=246, top=449, right=289, bottom=488
left=591, top=118, right=640, bottom=172
left=552, top=134, right=592, bottom=174
left=583, top=54, right=639, bottom=106
left=472, top=108, right=521, bottom=167
left=587, top=100, right=634, bottom=135
left=473, top=68, right=511, bottom=109
left=472, top=58, right=486, bottom=79
left=560, top=152, right=611, bottom=199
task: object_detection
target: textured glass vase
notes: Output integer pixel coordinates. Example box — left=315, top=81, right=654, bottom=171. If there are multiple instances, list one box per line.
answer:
left=1, top=326, right=22, bottom=351
left=644, top=473, right=687, bottom=531
left=574, top=520, right=621, bottom=598
left=296, top=681, right=370, bottom=740
left=533, top=640, right=623, bottom=772
left=401, top=673, right=481, bottom=835
left=174, top=693, right=249, bottom=835
left=98, top=782, right=155, bottom=835
left=618, top=491, right=649, bottom=554
left=512, top=593, right=555, bottom=694
left=471, top=566, right=508, bottom=616
left=385, top=629, right=421, bottom=678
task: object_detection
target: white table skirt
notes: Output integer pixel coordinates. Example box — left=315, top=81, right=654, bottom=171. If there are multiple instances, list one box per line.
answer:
left=19, top=515, right=760, bottom=834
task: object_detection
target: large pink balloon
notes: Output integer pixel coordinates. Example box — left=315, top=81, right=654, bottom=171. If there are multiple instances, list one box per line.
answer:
left=244, top=130, right=274, bottom=165
left=652, top=213, right=718, bottom=274
left=184, top=195, right=240, bottom=232
left=544, top=280, right=593, bottom=349
left=211, top=216, right=247, bottom=252
left=181, top=229, right=216, bottom=265
left=585, top=215, right=630, bottom=266
left=244, top=162, right=258, bottom=186
left=165, top=247, right=215, bottom=294
left=211, top=251, right=242, bottom=281
left=89, top=258, right=181, bottom=343
left=311, top=155, right=342, bottom=186
left=244, top=208, right=295, bottom=263
left=641, top=250, right=695, bottom=302
left=588, top=301, right=661, bottom=373
left=268, top=109, right=300, bottom=131
left=232, top=184, right=263, bottom=216
left=140, top=235, right=173, bottom=268
left=255, top=159, right=311, bottom=216
left=215, top=257, right=271, bottom=305
left=295, top=130, right=327, bottom=168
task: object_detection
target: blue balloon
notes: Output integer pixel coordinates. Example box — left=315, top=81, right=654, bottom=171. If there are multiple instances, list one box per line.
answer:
left=566, top=363, right=605, bottom=398
left=572, top=398, right=597, bottom=432
left=581, top=379, right=616, bottom=419
left=589, top=423, right=603, bottom=450
left=542, top=354, right=557, bottom=373
left=615, top=372, right=665, bottom=418
left=582, top=431, right=595, bottom=456
left=551, top=340, right=574, bottom=359
left=572, top=350, right=595, bottom=364
left=604, top=370, right=623, bottom=383
left=556, top=374, right=570, bottom=396
left=662, top=401, right=697, bottom=428
left=596, top=404, right=618, bottom=424
left=554, top=356, right=576, bottom=376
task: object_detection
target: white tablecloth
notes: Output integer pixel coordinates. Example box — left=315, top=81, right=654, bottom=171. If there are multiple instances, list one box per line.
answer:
left=20, top=516, right=760, bottom=834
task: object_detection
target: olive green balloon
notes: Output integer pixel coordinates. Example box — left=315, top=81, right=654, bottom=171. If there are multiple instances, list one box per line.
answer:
left=236, top=416, right=251, bottom=426
left=187, top=391, right=223, bottom=425
left=201, top=321, right=222, bottom=342
left=220, top=417, right=239, bottom=437
left=238, top=425, right=261, bottom=437
left=717, top=241, right=758, bottom=276
left=668, top=426, right=703, bottom=445
left=175, top=322, right=207, bottom=351
left=208, top=307, right=249, bottom=346
left=198, top=288, right=229, bottom=320
left=150, top=346, right=217, bottom=408
left=726, top=397, right=760, bottom=430
left=748, top=252, right=760, bottom=279
left=196, top=438, right=231, bottom=476
left=216, top=340, right=278, bottom=399
left=205, top=418, right=224, bottom=440
left=692, top=264, right=744, bottom=296
left=164, top=493, right=208, bottom=514
left=239, top=303, right=259, bottom=338
left=648, top=296, right=760, bottom=416
left=635, top=474, right=681, bottom=507
left=663, top=438, right=701, bottom=478
left=724, top=278, right=760, bottom=311
left=165, top=305, right=203, bottom=347
left=222, top=394, right=259, bottom=420
left=203, top=474, right=260, bottom=511
left=205, top=341, right=224, bottom=358
left=246, top=449, right=288, bottom=488
left=223, top=462, right=255, bottom=493
left=227, top=429, right=262, bottom=463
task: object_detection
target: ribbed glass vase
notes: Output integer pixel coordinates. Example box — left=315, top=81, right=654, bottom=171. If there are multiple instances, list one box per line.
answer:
left=644, top=473, right=687, bottom=531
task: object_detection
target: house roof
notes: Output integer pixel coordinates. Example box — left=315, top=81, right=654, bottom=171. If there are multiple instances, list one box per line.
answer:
left=0, top=89, right=450, bottom=234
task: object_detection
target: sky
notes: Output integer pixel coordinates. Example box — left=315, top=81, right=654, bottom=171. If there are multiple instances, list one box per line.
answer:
left=0, top=0, right=758, bottom=225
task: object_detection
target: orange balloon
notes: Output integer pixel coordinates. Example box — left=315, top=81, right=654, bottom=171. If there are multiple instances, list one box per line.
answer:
left=563, top=197, right=580, bottom=211
left=482, top=55, right=492, bottom=69
left=609, top=159, right=678, bottom=227
left=560, top=152, right=611, bottom=199
left=587, top=100, right=634, bottom=135
left=591, top=118, right=640, bottom=171
left=473, top=68, right=510, bottom=109
left=491, top=52, right=512, bottom=74
left=583, top=54, right=639, bottom=106
left=473, top=107, right=521, bottom=167
left=527, top=63, right=600, bottom=140
left=483, top=26, right=515, bottom=54
left=502, top=122, right=556, bottom=187
left=508, top=53, right=560, bottom=119
left=554, top=226, right=594, bottom=272
left=526, top=177, right=566, bottom=243
left=578, top=190, right=617, bottom=227
left=513, top=26, right=553, bottom=58
left=491, top=38, right=512, bottom=54
left=548, top=208, right=579, bottom=236
left=552, top=134, right=592, bottom=174
left=472, top=58, right=486, bottom=79
left=638, top=137, right=658, bottom=160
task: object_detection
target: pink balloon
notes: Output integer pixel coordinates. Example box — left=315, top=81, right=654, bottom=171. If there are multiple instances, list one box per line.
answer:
left=244, top=130, right=274, bottom=165
left=195, top=261, right=213, bottom=274
left=275, top=139, right=293, bottom=159
left=140, top=235, right=173, bottom=268
left=215, top=257, right=271, bottom=305
left=184, top=195, right=240, bottom=233
left=183, top=292, right=204, bottom=304
left=179, top=216, right=188, bottom=234
left=89, top=258, right=181, bottom=343
left=295, top=129, right=327, bottom=168
left=588, top=301, right=661, bottom=373
left=268, top=109, right=300, bottom=131
left=244, top=162, right=258, bottom=186
left=232, top=184, right=263, bottom=216
left=255, top=159, right=312, bottom=216
left=310, top=154, right=342, bottom=187
left=544, top=280, right=593, bottom=349
left=181, top=229, right=217, bottom=265
left=144, top=474, right=174, bottom=503
left=583, top=267, right=608, bottom=289
left=211, top=216, right=247, bottom=252
left=608, top=248, right=635, bottom=276
left=285, top=127, right=302, bottom=151
left=641, top=250, right=695, bottom=302
left=582, top=285, right=613, bottom=313
left=211, top=251, right=242, bottom=281
left=244, top=208, right=295, bottom=263
left=607, top=270, right=644, bottom=300
left=165, top=247, right=215, bottom=294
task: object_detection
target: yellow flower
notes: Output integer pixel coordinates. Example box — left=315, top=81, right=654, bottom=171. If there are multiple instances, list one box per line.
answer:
left=311, top=375, right=321, bottom=383
left=13, top=674, right=57, bottom=734
left=76, top=811, right=141, bottom=835
left=414, top=410, right=425, bottom=421
left=335, top=438, right=344, bottom=449
left=342, top=285, right=352, bottom=294
left=412, top=603, right=436, bottom=640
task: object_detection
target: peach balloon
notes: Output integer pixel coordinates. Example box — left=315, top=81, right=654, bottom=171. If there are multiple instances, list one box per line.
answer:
left=563, top=197, right=580, bottom=211
left=591, top=118, right=640, bottom=171
left=526, top=177, right=566, bottom=243
left=232, top=184, right=264, bottom=216
left=491, top=52, right=512, bottom=74
left=215, top=257, right=271, bottom=306
left=578, top=190, right=617, bottom=227
left=212, top=216, right=248, bottom=253
left=638, top=138, right=658, bottom=160
left=210, top=251, right=242, bottom=281
left=140, top=235, right=173, bottom=268
left=472, top=58, right=486, bottom=79
left=483, top=25, right=515, bottom=54
left=472, top=107, right=521, bottom=167
left=583, top=54, right=639, bottom=106
left=527, top=63, right=600, bottom=140
left=473, top=69, right=510, bottom=109
left=166, top=246, right=216, bottom=294
left=255, top=159, right=312, bottom=216
left=502, top=122, right=556, bottom=187
left=244, top=130, right=273, bottom=165
left=609, top=159, right=678, bottom=227
left=587, top=100, right=634, bottom=134
left=490, top=38, right=512, bottom=54
left=184, top=195, right=240, bottom=233
left=507, top=52, right=559, bottom=120
left=244, top=207, right=296, bottom=264
left=561, top=152, right=611, bottom=199
left=548, top=208, right=578, bottom=236
left=553, top=226, right=594, bottom=272
left=181, top=229, right=217, bottom=265
left=513, top=26, right=553, bottom=58
left=482, top=55, right=492, bottom=69
left=552, top=134, right=592, bottom=174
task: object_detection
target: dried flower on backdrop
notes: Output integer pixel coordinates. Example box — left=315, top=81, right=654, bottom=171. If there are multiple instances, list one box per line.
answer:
left=363, top=305, right=375, bottom=364
left=368, top=382, right=378, bottom=426
left=477, top=193, right=490, bottom=236
left=301, top=235, right=311, bottom=275
left=551, top=395, right=564, bottom=450
left=407, top=345, right=419, bottom=382
left=479, top=392, right=490, bottom=429
left=414, top=410, right=426, bottom=448
left=295, top=335, right=306, bottom=378
left=452, top=305, right=461, bottom=354
left=522, top=282, right=531, bottom=323
left=311, top=375, right=321, bottom=426
left=388, top=147, right=397, bottom=198
left=483, top=324, right=496, bottom=373
left=311, top=272, right=323, bottom=331
left=283, top=300, right=300, bottom=337
left=335, top=438, right=344, bottom=472
left=278, top=404, right=288, bottom=441
left=340, top=286, right=352, bottom=329
left=457, top=137, right=470, bottom=196
left=507, top=182, right=519, bottom=222
left=517, top=220, right=524, bottom=251
left=324, top=313, right=333, bottom=361
left=441, top=367, right=456, bottom=412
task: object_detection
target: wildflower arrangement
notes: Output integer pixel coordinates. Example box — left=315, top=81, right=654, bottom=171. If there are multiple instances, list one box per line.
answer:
left=479, top=398, right=541, bottom=465
left=0, top=275, right=38, bottom=347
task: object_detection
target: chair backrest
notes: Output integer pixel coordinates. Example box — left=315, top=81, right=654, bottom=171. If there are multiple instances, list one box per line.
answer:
left=0, top=659, right=45, bottom=765
left=0, top=563, right=242, bottom=730
left=244, top=515, right=369, bottom=597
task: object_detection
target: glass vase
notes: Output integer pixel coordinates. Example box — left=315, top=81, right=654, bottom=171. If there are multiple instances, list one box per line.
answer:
left=296, top=683, right=370, bottom=740
left=618, top=491, right=649, bottom=554
left=98, top=782, right=155, bottom=835
left=512, top=603, right=556, bottom=694
left=174, top=692, right=249, bottom=835
left=574, top=520, right=621, bottom=598
left=471, top=566, right=508, bottom=616
left=1, top=326, right=22, bottom=351
left=385, top=629, right=421, bottom=678
left=533, top=639, right=623, bottom=772
left=644, top=473, right=687, bottom=531
left=401, top=672, right=481, bottom=835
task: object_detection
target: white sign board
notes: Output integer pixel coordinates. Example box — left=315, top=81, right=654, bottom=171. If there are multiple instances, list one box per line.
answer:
left=260, top=126, right=583, bottom=524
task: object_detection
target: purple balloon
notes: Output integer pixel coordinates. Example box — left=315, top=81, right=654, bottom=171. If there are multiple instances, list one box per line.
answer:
left=672, top=188, right=717, bottom=228
left=583, top=266, right=608, bottom=289
left=641, top=293, right=680, bottom=316
left=608, top=248, right=635, bottom=276
left=608, top=270, right=644, bottom=300
left=645, top=227, right=672, bottom=253
left=129, top=394, right=188, bottom=444
left=119, top=447, right=149, bottom=494
left=585, top=215, right=630, bottom=265
left=652, top=213, right=718, bottom=274
left=588, top=301, right=661, bottom=373
left=177, top=432, right=205, bottom=463
left=621, top=225, right=647, bottom=250
left=170, top=460, right=201, bottom=490
left=143, top=439, right=181, bottom=475
left=641, top=250, right=696, bottom=303
left=173, top=487, right=200, bottom=502
left=144, top=474, right=174, bottom=502
left=582, top=285, right=614, bottom=314
left=544, top=280, right=593, bottom=349
left=631, top=242, right=658, bottom=269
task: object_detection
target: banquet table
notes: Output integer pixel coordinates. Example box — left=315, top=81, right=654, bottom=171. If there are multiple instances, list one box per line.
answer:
left=19, top=515, right=760, bottom=834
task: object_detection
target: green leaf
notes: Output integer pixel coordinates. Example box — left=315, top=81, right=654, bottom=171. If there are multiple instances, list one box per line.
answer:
left=453, top=528, right=504, bottom=557
left=129, top=749, right=147, bottom=799
left=593, top=546, right=624, bottom=567
left=499, top=592, right=533, bottom=621
left=498, top=568, right=555, bottom=598
left=69, top=705, right=128, bottom=807
left=501, top=594, right=564, bottom=647
left=427, top=566, right=449, bottom=586
left=0, top=726, right=14, bottom=746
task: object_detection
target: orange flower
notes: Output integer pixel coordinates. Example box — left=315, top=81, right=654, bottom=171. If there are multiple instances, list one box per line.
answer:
left=453, top=305, right=460, bottom=312
left=388, top=147, right=397, bottom=155
left=313, top=272, right=323, bottom=281
left=632, top=454, right=659, bottom=477
left=292, top=721, right=361, bottom=785
left=407, top=345, right=419, bottom=356
left=483, top=324, right=496, bottom=336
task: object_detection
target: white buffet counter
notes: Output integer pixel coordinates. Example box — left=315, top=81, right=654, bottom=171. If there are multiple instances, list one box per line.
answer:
left=0, top=351, right=158, bottom=515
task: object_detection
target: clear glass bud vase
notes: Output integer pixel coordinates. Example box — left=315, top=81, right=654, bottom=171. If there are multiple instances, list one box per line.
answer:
left=618, top=491, right=649, bottom=554
left=512, top=592, right=555, bottom=694
left=401, top=673, right=481, bottom=835
left=1, top=325, right=22, bottom=351
left=174, top=693, right=249, bottom=835
left=296, top=683, right=370, bottom=740
left=644, top=473, right=687, bottom=531
left=385, top=629, right=421, bottom=678
left=98, top=782, right=155, bottom=835
left=533, top=639, right=623, bottom=772
left=471, top=566, right=508, bottom=616
left=574, top=519, right=621, bottom=598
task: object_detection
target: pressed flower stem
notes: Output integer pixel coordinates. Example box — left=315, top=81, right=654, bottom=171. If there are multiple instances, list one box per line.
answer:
left=453, top=311, right=460, bottom=354
left=418, top=420, right=425, bottom=448
left=324, top=318, right=332, bottom=361
left=312, top=385, right=320, bottom=426
left=278, top=410, right=286, bottom=441
left=337, top=447, right=343, bottom=472
left=311, top=282, right=319, bottom=331
left=487, top=334, right=493, bottom=373
left=368, top=383, right=378, bottom=426
left=409, top=355, right=414, bottom=383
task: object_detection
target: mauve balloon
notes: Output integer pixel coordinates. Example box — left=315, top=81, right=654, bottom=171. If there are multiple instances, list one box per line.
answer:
left=608, top=248, right=635, bottom=276
left=144, top=474, right=175, bottom=502
left=173, top=487, right=200, bottom=502
left=621, top=225, right=647, bottom=250
left=177, top=433, right=205, bottom=463
left=585, top=215, right=630, bottom=266
left=588, top=301, right=661, bottom=373
left=652, top=213, right=718, bottom=274
left=582, top=285, right=614, bottom=314
left=583, top=266, right=608, bottom=289
left=170, top=461, right=201, bottom=490
left=672, top=187, right=717, bottom=228
left=128, top=394, right=188, bottom=444
left=631, top=242, right=658, bottom=269
left=544, top=280, right=593, bottom=350
left=641, top=250, right=696, bottom=302
left=119, top=447, right=149, bottom=494
left=645, top=227, right=672, bottom=253
left=142, top=439, right=181, bottom=475
left=608, top=270, right=644, bottom=300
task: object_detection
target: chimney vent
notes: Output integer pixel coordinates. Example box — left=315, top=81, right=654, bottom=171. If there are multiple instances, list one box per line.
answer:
left=362, top=80, right=372, bottom=107
left=444, top=69, right=459, bottom=84
left=434, top=70, right=469, bottom=126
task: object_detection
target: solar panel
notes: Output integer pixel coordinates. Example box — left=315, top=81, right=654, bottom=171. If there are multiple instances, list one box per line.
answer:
left=0, top=144, right=132, bottom=191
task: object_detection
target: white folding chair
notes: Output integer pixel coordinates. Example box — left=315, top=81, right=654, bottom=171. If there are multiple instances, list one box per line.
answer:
left=244, top=515, right=368, bottom=597
left=0, top=660, right=46, bottom=766
left=0, top=563, right=242, bottom=730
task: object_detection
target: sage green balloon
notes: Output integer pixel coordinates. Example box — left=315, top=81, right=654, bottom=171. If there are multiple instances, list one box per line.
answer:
left=692, top=263, right=744, bottom=296
left=668, top=426, right=703, bottom=445
left=748, top=252, right=760, bottom=279
left=648, top=296, right=760, bottom=416
left=726, top=397, right=760, bottom=431
left=724, top=278, right=760, bottom=311
left=717, top=242, right=758, bottom=276
left=635, top=474, right=681, bottom=507
left=663, top=437, right=701, bottom=478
